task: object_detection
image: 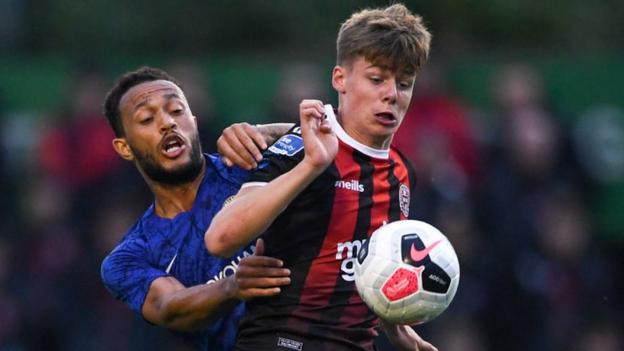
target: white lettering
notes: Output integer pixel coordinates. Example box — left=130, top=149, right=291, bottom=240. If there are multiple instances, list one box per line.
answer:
left=334, top=179, right=365, bottom=192
left=206, top=245, right=255, bottom=284
left=336, top=239, right=367, bottom=281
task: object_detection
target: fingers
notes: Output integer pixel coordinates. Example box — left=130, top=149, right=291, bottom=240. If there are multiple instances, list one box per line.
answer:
left=217, top=123, right=265, bottom=170
left=249, top=125, right=268, bottom=150
left=299, top=99, right=325, bottom=120
left=318, top=118, right=334, bottom=134
left=235, top=253, right=292, bottom=300
left=238, top=287, right=282, bottom=299
left=254, top=238, right=265, bottom=256
left=237, top=263, right=290, bottom=279
left=240, top=253, right=284, bottom=267
left=217, top=140, right=252, bottom=169
left=418, top=340, right=438, bottom=351
left=237, top=276, right=291, bottom=289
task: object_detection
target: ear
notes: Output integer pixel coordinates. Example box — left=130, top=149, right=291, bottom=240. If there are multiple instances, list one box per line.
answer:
left=112, top=137, right=135, bottom=161
left=332, top=65, right=346, bottom=94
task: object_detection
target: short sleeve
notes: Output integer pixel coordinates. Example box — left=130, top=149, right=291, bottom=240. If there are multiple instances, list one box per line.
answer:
left=207, top=153, right=251, bottom=186
left=249, top=125, right=305, bottom=184
left=100, top=236, right=169, bottom=316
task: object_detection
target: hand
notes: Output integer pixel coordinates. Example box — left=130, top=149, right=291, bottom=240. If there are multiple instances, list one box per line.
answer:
left=380, top=320, right=438, bottom=351
left=217, top=123, right=267, bottom=170
left=299, top=99, right=338, bottom=171
left=228, top=239, right=291, bottom=301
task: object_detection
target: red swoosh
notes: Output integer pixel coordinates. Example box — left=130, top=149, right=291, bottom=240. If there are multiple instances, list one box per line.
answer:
left=410, top=239, right=443, bottom=262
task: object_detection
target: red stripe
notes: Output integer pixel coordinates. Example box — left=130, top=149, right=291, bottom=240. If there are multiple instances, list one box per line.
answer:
left=293, top=141, right=361, bottom=321
left=339, top=158, right=392, bottom=326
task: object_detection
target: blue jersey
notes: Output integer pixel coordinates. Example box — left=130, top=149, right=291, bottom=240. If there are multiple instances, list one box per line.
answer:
left=101, top=154, right=251, bottom=350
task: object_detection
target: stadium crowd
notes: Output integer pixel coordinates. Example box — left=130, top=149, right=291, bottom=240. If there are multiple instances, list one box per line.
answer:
left=0, top=58, right=621, bottom=351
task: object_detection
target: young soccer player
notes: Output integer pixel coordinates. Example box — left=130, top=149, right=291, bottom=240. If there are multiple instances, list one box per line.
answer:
left=206, top=4, right=437, bottom=350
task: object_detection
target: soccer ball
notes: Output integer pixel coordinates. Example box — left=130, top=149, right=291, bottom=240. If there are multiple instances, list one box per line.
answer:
left=354, top=220, right=460, bottom=325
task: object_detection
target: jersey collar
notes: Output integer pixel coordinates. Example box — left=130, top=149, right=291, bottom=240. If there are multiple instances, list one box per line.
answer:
left=324, top=104, right=390, bottom=159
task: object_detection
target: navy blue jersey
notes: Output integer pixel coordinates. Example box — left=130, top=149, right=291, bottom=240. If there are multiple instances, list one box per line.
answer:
left=101, top=154, right=251, bottom=350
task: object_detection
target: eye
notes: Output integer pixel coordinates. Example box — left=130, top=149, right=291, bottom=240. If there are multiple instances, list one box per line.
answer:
left=398, top=81, right=413, bottom=90
left=369, top=76, right=383, bottom=84
left=140, top=116, right=153, bottom=125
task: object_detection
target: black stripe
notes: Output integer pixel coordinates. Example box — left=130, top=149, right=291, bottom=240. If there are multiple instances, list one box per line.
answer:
left=319, top=150, right=374, bottom=326
left=387, top=158, right=401, bottom=222
left=239, top=163, right=339, bottom=337
left=395, top=148, right=418, bottom=191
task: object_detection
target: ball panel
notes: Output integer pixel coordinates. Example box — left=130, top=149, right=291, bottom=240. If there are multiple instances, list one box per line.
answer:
left=354, top=220, right=460, bottom=325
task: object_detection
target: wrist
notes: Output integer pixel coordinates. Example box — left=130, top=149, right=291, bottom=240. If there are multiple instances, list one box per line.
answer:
left=299, top=157, right=328, bottom=178
left=222, top=275, right=240, bottom=301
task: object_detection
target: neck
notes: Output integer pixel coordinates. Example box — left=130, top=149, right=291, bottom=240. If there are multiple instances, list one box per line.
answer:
left=336, top=107, right=391, bottom=150
left=146, top=161, right=206, bottom=219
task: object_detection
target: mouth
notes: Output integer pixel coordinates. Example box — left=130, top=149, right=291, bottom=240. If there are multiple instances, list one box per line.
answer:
left=374, top=112, right=397, bottom=126
left=160, top=133, right=187, bottom=159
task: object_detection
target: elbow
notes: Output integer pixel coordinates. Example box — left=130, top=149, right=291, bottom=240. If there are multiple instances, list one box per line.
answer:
left=205, top=225, right=238, bottom=258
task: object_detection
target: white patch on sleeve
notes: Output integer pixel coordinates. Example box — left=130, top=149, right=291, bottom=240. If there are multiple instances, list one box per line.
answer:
left=268, top=134, right=304, bottom=156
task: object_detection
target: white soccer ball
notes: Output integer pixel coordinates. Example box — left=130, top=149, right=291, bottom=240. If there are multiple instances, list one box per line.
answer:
left=354, top=220, right=460, bottom=325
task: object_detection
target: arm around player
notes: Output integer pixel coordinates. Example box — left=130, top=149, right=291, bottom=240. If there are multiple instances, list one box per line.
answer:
left=205, top=100, right=338, bottom=257
left=102, top=239, right=289, bottom=332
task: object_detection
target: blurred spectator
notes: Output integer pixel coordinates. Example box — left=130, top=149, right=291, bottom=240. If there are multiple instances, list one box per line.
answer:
left=573, top=105, right=624, bottom=243
left=167, top=61, right=222, bottom=153
left=478, top=64, right=593, bottom=351
left=431, top=316, right=487, bottom=351
left=573, top=320, right=623, bottom=351
left=37, top=69, right=123, bottom=191
left=267, top=61, right=330, bottom=123
left=393, top=63, right=482, bottom=199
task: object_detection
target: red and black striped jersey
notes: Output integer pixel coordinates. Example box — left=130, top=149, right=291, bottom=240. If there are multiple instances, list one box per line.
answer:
left=236, top=109, right=418, bottom=351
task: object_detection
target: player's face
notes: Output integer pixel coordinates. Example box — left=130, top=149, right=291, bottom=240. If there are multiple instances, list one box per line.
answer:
left=332, top=57, right=416, bottom=149
left=114, top=80, right=203, bottom=185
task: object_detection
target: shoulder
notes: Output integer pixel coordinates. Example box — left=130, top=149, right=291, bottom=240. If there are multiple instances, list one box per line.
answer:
left=390, top=145, right=418, bottom=190
left=205, top=153, right=251, bottom=186
left=264, top=125, right=304, bottom=158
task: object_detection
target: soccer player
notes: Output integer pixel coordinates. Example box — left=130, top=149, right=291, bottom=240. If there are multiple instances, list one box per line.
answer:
left=100, top=67, right=293, bottom=350
left=206, top=4, right=437, bottom=351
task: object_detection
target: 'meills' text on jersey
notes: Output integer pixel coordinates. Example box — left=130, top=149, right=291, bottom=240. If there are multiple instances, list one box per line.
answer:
left=236, top=109, right=417, bottom=351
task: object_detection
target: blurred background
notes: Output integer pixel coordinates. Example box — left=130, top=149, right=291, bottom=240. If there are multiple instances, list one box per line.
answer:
left=1, top=0, right=623, bottom=350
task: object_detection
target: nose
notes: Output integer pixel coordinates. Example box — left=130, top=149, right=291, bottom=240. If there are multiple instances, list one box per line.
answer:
left=159, top=112, right=177, bottom=133
left=382, top=79, right=398, bottom=104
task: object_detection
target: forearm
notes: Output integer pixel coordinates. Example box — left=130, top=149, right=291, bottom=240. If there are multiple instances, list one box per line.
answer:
left=152, top=278, right=238, bottom=331
left=206, top=159, right=322, bottom=257
left=256, top=123, right=295, bottom=144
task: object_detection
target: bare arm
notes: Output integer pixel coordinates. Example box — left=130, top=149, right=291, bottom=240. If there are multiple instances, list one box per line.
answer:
left=206, top=100, right=337, bottom=257
left=380, top=319, right=438, bottom=351
left=142, top=239, right=290, bottom=331
left=218, top=122, right=294, bottom=169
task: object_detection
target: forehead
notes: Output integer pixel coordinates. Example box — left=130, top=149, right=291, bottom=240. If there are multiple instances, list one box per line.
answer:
left=351, top=56, right=416, bottom=76
left=120, top=80, right=184, bottom=111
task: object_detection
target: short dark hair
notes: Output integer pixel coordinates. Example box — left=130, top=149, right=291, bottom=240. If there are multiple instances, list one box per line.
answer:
left=103, top=66, right=181, bottom=137
left=336, top=3, right=431, bottom=74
